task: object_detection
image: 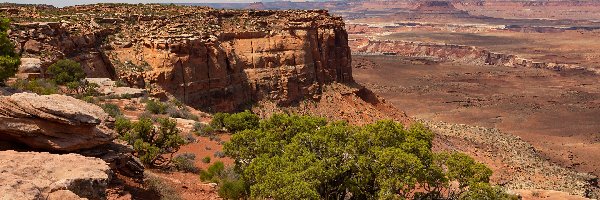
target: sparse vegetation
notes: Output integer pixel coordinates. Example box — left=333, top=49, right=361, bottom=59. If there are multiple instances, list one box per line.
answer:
left=0, top=17, right=20, bottom=85
left=67, top=81, right=100, bottom=97
left=182, top=133, right=196, bottom=144
left=145, top=99, right=169, bottom=114
left=193, top=122, right=215, bottom=136
left=10, top=79, right=60, bottom=95
left=100, top=103, right=122, bottom=118
left=202, top=156, right=211, bottom=164
left=116, top=117, right=185, bottom=167
left=172, top=153, right=199, bottom=173
left=145, top=174, right=183, bottom=200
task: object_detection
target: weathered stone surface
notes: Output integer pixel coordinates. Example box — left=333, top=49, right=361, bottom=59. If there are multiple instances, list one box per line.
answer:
left=18, top=58, right=42, bottom=73
left=84, top=78, right=147, bottom=98
left=0, top=93, right=117, bottom=151
left=0, top=150, right=111, bottom=200
left=77, top=140, right=145, bottom=181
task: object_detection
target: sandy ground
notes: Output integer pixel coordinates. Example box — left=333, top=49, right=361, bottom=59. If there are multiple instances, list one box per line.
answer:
left=353, top=55, right=600, bottom=178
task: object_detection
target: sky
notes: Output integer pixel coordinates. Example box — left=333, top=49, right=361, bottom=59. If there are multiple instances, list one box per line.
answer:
left=2, top=0, right=265, bottom=7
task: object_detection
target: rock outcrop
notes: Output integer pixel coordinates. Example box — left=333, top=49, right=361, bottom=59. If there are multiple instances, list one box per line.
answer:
left=355, top=40, right=600, bottom=75
left=0, top=93, right=117, bottom=151
left=0, top=150, right=111, bottom=200
left=4, top=4, right=353, bottom=111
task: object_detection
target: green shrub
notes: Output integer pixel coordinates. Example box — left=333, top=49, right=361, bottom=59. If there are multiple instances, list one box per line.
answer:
left=80, top=96, right=98, bottom=104
left=145, top=99, right=169, bottom=114
left=199, top=161, right=247, bottom=199
left=46, top=59, right=86, bottom=85
left=222, top=110, right=259, bottom=133
left=202, top=156, right=211, bottom=164
left=172, top=153, right=199, bottom=173
left=193, top=122, right=215, bottom=136
left=117, top=117, right=185, bottom=167
left=67, top=81, right=99, bottom=97
left=218, top=179, right=247, bottom=200
left=101, top=103, right=122, bottom=118
left=223, top=114, right=508, bottom=199
left=210, top=112, right=230, bottom=129
left=0, top=18, right=20, bottom=85
left=199, top=161, right=225, bottom=182
left=11, top=79, right=60, bottom=95
left=460, top=183, right=519, bottom=200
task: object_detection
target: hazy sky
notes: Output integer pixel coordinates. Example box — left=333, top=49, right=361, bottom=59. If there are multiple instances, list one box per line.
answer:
left=2, top=0, right=261, bottom=7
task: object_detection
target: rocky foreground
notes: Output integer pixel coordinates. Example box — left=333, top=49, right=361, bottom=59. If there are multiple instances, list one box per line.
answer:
left=0, top=151, right=111, bottom=200
left=0, top=93, right=116, bottom=151
left=0, top=92, right=144, bottom=199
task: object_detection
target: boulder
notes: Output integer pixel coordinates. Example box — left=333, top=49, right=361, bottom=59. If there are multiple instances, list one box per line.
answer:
left=84, top=78, right=147, bottom=98
left=18, top=58, right=42, bottom=73
left=23, top=40, right=42, bottom=54
left=0, top=93, right=117, bottom=151
left=0, top=150, right=111, bottom=200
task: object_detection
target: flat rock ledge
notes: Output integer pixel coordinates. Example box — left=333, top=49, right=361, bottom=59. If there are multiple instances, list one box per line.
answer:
left=0, top=150, right=111, bottom=200
left=0, top=93, right=117, bottom=151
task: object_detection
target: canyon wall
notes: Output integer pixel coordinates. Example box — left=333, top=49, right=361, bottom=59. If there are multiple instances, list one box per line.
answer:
left=5, top=5, right=352, bottom=111
left=355, top=40, right=599, bottom=75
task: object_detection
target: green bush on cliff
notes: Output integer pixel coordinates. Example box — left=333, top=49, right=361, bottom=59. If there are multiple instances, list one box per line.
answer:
left=222, top=113, right=515, bottom=199
left=0, top=18, right=20, bottom=85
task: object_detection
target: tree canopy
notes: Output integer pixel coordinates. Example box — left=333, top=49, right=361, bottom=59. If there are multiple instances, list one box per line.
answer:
left=223, top=113, right=516, bottom=200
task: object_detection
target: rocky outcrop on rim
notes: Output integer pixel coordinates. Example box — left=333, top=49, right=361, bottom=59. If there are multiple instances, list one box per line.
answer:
left=4, top=4, right=353, bottom=112
left=0, top=93, right=117, bottom=151
left=423, top=120, right=599, bottom=198
left=0, top=150, right=111, bottom=200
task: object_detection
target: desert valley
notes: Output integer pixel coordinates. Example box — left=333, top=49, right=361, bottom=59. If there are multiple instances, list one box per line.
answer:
left=0, top=0, right=599, bottom=200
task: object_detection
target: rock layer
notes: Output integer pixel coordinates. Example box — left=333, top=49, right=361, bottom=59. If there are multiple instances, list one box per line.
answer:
left=355, top=40, right=600, bottom=75
left=5, top=5, right=353, bottom=111
left=0, top=150, right=111, bottom=200
left=0, top=93, right=117, bottom=151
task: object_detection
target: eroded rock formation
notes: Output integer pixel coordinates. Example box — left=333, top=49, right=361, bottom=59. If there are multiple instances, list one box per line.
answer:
left=0, top=150, right=111, bottom=200
left=4, top=4, right=353, bottom=111
left=0, top=93, right=117, bottom=151
left=355, top=40, right=600, bottom=75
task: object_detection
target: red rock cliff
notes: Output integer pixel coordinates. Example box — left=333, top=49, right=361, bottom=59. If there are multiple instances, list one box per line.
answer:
left=5, top=4, right=352, bottom=111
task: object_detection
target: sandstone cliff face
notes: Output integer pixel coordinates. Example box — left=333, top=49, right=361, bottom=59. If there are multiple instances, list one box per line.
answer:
left=5, top=5, right=353, bottom=111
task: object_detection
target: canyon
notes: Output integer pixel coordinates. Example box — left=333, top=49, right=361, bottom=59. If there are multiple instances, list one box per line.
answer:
left=7, top=4, right=352, bottom=112
left=2, top=0, right=600, bottom=199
